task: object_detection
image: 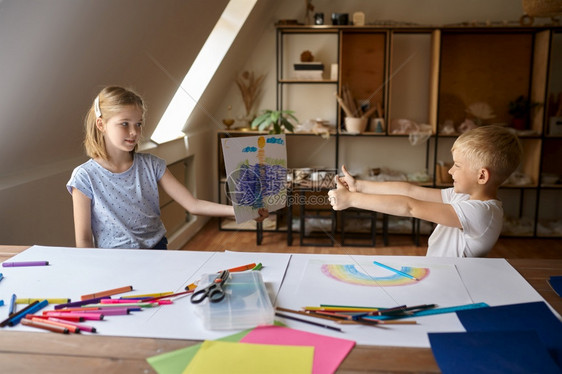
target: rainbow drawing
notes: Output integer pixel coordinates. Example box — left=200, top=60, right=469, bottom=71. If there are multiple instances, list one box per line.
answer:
left=320, top=263, right=430, bottom=287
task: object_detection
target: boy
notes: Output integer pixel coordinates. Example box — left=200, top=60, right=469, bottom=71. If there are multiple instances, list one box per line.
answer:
left=328, top=125, right=522, bottom=257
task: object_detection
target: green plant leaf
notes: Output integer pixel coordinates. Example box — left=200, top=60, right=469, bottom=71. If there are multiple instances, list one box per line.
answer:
left=258, top=117, right=274, bottom=131
left=251, top=112, right=271, bottom=129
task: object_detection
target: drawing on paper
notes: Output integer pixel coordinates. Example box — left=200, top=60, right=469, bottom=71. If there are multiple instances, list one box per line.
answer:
left=321, top=264, right=430, bottom=287
left=222, top=135, right=287, bottom=223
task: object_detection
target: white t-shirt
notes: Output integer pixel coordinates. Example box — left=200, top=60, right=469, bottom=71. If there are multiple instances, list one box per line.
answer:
left=67, top=153, right=167, bottom=249
left=426, top=188, right=503, bottom=257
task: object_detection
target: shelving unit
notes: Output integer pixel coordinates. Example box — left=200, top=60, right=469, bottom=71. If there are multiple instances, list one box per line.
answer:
left=271, top=24, right=562, bottom=239
left=215, top=25, right=562, bottom=241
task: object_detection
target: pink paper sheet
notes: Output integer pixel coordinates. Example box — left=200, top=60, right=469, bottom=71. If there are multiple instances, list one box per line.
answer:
left=240, top=325, right=355, bottom=374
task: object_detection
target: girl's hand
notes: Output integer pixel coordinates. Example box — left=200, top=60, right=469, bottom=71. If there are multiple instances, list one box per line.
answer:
left=339, top=165, right=357, bottom=192
left=328, top=176, right=352, bottom=211
left=255, top=208, right=269, bottom=222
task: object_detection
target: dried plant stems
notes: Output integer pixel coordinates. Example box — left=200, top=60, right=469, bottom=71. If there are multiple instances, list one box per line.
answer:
left=235, top=71, right=265, bottom=117
left=336, top=85, right=383, bottom=119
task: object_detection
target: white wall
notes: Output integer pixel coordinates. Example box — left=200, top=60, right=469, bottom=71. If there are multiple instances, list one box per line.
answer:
left=0, top=0, right=228, bottom=246
left=216, top=0, right=527, bottom=124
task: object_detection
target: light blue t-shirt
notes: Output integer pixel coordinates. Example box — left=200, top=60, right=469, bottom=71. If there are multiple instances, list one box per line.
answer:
left=67, top=153, right=167, bottom=249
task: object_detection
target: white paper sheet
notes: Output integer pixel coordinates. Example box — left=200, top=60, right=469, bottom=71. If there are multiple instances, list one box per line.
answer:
left=299, top=259, right=473, bottom=308
left=0, top=246, right=291, bottom=341
left=275, top=254, right=548, bottom=347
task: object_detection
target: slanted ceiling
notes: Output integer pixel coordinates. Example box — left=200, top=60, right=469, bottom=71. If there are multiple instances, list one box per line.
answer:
left=0, top=0, right=227, bottom=178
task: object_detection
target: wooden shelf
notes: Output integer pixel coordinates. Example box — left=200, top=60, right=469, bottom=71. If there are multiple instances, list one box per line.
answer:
left=260, top=25, right=562, bottom=238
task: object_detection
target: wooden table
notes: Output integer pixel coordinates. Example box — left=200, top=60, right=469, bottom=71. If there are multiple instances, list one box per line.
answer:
left=0, top=246, right=560, bottom=374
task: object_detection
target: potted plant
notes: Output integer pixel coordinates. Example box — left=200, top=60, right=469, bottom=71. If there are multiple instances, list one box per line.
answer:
left=509, top=95, right=540, bottom=130
left=251, top=109, right=298, bottom=134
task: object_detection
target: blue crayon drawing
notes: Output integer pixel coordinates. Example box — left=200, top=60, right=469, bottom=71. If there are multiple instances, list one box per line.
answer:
left=232, top=163, right=286, bottom=208
left=222, top=134, right=287, bottom=223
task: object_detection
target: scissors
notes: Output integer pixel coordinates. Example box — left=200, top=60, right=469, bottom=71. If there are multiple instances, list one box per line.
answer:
left=190, top=270, right=229, bottom=304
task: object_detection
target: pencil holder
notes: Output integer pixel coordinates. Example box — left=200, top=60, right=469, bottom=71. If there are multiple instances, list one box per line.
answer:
left=345, top=117, right=367, bottom=134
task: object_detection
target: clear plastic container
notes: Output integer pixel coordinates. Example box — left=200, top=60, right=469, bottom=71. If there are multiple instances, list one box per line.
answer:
left=194, top=271, right=274, bottom=330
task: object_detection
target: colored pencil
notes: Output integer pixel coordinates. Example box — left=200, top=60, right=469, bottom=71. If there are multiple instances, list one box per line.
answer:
left=80, top=285, right=133, bottom=300
left=276, top=307, right=342, bottom=322
left=320, top=304, right=384, bottom=309
left=275, top=312, right=342, bottom=332
left=120, top=292, right=173, bottom=299
left=305, top=306, right=381, bottom=312
left=145, top=290, right=193, bottom=302
left=373, top=261, right=419, bottom=281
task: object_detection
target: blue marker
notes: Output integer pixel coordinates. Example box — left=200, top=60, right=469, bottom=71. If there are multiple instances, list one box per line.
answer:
left=0, top=273, right=3, bottom=282
left=8, top=299, right=48, bottom=326
left=9, top=294, right=17, bottom=316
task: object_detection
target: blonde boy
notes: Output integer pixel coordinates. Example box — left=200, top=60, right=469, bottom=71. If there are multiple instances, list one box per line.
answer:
left=328, top=125, right=522, bottom=257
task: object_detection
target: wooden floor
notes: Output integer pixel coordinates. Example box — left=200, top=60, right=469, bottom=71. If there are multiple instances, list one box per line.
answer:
left=181, top=218, right=562, bottom=259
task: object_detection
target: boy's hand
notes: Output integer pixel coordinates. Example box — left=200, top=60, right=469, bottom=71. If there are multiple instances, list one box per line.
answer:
left=328, top=176, right=352, bottom=211
left=339, top=165, right=357, bottom=192
left=255, top=208, right=269, bottom=222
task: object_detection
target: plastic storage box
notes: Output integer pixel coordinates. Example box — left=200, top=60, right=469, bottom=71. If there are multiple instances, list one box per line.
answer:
left=194, top=271, right=274, bottom=330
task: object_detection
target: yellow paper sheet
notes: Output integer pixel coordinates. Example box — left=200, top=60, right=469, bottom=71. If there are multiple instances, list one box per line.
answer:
left=183, top=340, right=314, bottom=374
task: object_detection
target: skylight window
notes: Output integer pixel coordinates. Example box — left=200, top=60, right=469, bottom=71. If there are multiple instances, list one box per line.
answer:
left=150, top=0, right=257, bottom=144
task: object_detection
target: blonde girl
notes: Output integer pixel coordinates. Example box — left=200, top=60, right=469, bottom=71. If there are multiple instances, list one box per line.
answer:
left=67, top=86, right=265, bottom=249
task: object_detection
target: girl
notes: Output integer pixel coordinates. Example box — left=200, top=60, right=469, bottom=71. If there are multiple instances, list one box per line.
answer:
left=67, top=86, right=266, bottom=249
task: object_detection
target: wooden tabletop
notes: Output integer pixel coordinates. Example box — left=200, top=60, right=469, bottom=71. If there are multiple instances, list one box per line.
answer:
left=0, top=246, right=560, bottom=374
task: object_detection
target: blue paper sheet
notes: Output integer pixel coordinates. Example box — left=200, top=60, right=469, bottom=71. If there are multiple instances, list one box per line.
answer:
left=549, top=276, right=562, bottom=297
left=456, top=301, right=562, bottom=367
left=429, top=331, right=561, bottom=374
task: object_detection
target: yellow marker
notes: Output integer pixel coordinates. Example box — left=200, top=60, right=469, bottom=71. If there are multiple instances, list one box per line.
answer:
left=16, top=298, right=70, bottom=304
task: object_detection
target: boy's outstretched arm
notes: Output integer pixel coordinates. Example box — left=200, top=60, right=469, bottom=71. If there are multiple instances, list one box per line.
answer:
left=339, top=165, right=442, bottom=202
left=328, top=177, right=461, bottom=228
left=159, top=168, right=268, bottom=221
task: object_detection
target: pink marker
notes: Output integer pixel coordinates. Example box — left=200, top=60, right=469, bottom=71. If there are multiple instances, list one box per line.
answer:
left=80, top=308, right=129, bottom=316
left=44, top=311, right=104, bottom=320
left=100, top=299, right=134, bottom=304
